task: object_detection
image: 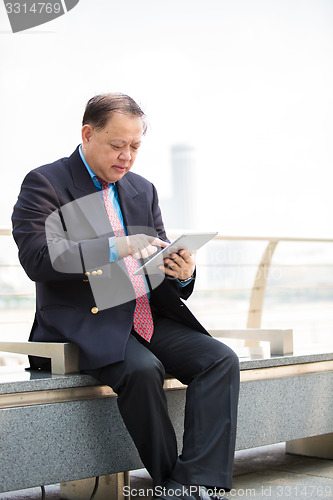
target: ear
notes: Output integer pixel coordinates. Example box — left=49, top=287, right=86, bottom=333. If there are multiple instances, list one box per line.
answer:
left=82, top=124, right=94, bottom=145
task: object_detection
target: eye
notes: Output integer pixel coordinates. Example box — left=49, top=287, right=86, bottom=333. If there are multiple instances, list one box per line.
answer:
left=111, top=144, right=121, bottom=150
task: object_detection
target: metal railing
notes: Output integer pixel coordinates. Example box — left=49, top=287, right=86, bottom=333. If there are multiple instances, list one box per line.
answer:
left=1, top=228, right=333, bottom=338
left=168, top=233, right=333, bottom=329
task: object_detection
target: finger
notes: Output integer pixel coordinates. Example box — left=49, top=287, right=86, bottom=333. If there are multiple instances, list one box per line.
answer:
left=138, top=247, right=149, bottom=259
left=134, top=244, right=159, bottom=260
left=159, top=265, right=178, bottom=278
left=164, top=258, right=180, bottom=270
left=163, top=259, right=189, bottom=278
left=149, top=237, right=168, bottom=248
left=178, top=250, right=192, bottom=263
left=168, top=255, right=190, bottom=272
left=144, top=244, right=158, bottom=257
left=132, top=250, right=141, bottom=260
left=169, top=253, right=186, bottom=266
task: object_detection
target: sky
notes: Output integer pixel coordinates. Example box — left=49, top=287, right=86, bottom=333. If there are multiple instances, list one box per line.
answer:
left=1, top=0, right=333, bottom=238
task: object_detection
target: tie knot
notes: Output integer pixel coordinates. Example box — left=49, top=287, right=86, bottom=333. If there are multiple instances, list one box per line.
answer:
left=96, top=176, right=109, bottom=190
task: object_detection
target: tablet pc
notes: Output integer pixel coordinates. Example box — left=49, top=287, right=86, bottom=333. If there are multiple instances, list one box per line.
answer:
left=133, top=232, right=218, bottom=275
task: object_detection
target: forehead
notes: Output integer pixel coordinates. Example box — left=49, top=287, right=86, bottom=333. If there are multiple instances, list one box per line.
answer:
left=101, top=112, right=144, bottom=141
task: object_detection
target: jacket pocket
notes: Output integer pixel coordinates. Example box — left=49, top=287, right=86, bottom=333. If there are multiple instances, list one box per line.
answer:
left=40, top=305, right=75, bottom=311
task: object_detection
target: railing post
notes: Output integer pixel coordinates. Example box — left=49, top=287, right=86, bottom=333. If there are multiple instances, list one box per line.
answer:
left=247, top=240, right=279, bottom=328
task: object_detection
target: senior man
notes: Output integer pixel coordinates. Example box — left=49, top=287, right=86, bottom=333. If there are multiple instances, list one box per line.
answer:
left=12, top=93, right=239, bottom=500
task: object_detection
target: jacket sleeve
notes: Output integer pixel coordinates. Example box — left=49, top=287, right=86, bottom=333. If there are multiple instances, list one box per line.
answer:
left=12, top=169, right=111, bottom=282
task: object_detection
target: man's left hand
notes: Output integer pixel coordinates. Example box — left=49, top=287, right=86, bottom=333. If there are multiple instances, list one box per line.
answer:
left=160, top=250, right=196, bottom=281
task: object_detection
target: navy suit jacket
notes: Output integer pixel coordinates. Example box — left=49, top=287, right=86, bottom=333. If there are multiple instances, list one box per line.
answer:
left=12, top=147, right=208, bottom=370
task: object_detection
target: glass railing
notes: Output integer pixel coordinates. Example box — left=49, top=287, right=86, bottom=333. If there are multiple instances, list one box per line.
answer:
left=1, top=229, right=332, bottom=363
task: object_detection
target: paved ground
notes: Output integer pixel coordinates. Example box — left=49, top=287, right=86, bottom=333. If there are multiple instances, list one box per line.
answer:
left=1, top=443, right=332, bottom=500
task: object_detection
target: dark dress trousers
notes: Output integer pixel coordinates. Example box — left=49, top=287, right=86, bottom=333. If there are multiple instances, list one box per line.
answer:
left=12, top=147, right=240, bottom=489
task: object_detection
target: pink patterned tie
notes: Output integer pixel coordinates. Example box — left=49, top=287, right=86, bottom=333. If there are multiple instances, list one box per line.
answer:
left=97, top=178, right=154, bottom=342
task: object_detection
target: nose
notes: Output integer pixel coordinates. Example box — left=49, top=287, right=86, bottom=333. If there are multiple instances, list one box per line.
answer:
left=118, top=148, right=131, bottom=161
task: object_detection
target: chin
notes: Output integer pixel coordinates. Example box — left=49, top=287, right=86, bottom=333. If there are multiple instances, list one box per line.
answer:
left=117, top=171, right=128, bottom=180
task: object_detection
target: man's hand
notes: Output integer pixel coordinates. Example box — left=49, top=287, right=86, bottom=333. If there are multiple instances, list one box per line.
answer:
left=116, top=234, right=168, bottom=260
left=160, top=250, right=196, bottom=281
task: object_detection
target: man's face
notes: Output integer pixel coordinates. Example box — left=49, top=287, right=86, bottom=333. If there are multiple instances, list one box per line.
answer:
left=81, top=112, right=144, bottom=183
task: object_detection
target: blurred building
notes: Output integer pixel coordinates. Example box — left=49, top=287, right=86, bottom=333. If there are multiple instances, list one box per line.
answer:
left=161, top=145, right=196, bottom=231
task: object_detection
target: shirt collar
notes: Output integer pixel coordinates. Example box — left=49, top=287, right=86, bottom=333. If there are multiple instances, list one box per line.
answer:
left=79, top=144, right=96, bottom=180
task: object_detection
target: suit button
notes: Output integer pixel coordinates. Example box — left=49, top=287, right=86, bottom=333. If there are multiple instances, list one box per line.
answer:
left=97, top=270, right=103, bottom=275
left=85, top=271, right=90, bottom=276
left=91, top=307, right=99, bottom=314
left=92, top=271, right=98, bottom=276
left=82, top=279, right=89, bottom=282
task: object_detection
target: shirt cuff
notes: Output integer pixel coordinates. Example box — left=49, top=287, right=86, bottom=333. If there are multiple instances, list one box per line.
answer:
left=177, top=275, right=194, bottom=287
left=108, top=236, right=119, bottom=262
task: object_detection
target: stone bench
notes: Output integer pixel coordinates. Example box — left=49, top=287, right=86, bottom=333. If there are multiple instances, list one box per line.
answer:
left=0, top=334, right=332, bottom=499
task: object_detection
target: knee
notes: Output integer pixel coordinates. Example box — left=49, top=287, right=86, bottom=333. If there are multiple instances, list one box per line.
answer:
left=227, top=345, right=240, bottom=371
left=126, top=353, right=166, bottom=387
left=214, top=342, right=240, bottom=375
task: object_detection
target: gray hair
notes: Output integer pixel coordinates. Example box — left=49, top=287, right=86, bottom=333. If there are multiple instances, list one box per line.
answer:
left=82, top=93, right=147, bottom=134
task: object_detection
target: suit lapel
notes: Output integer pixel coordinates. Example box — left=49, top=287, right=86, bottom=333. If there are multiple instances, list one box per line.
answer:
left=68, top=147, right=97, bottom=197
left=117, top=175, right=148, bottom=233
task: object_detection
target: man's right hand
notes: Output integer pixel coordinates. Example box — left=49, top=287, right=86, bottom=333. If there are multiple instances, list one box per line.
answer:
left=116, top=234, right=168, bottom=260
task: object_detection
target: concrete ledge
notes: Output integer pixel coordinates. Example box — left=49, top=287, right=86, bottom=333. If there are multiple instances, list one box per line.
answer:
left=211, top=329, right=293, bottom=356
left=0, top=342, right=79, bottom=374
left=286, top=433, right=333, bottom=459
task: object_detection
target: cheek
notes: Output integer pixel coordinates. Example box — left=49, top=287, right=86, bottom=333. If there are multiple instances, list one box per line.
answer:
left=103, top=149, right=117, bottom=163
left=131, top=151, right=139, bottom=162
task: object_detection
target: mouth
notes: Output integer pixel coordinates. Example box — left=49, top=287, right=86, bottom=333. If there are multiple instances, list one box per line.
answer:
left=113, top=165, right=127, bottom=173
